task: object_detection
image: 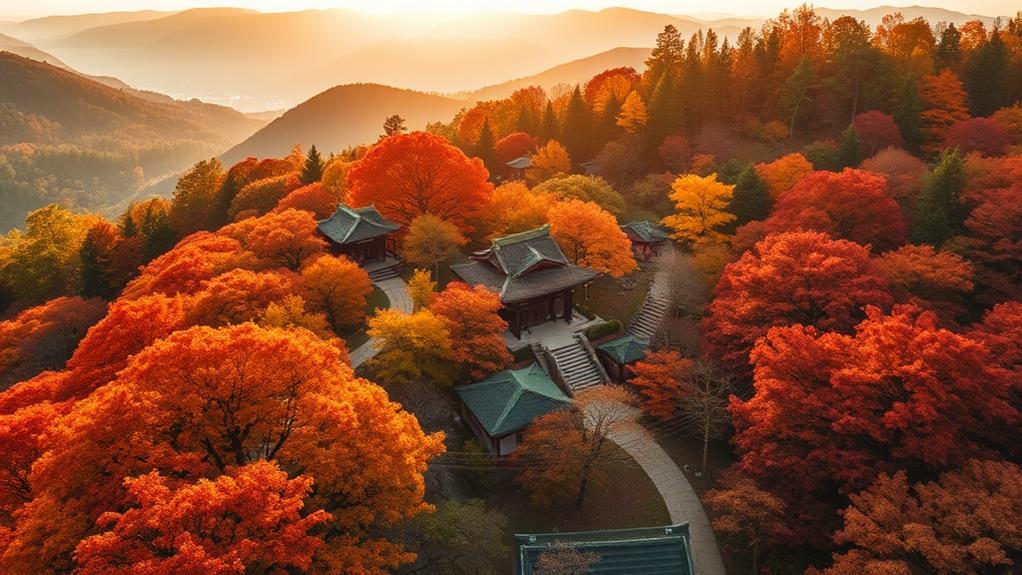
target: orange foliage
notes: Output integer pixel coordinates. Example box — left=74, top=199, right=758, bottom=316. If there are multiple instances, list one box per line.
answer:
left=547, top=199, right=636, bottom=278
left=918, top=69, right=970, bottom=151
left=1, top=324, right=443, bottom=574
left=224, top=209, right=326, bottom=271
left=488, top=181, right=550, bottom=238
left=873, top=245, right=973, bottom=320
left=963, top=183, right=1022, bottom=302
left=629, top=350, right=694, bottom=420
left=347, top=132, right=493, bottom=232
left=275, top=182, right=340, bottom=219
left=731, top=306, right=1017, bottom=543
left=583, top=67, right=640, bottom=113
left=0, top=401, right=65, bottom=522
left=300, top=255, right=372, bottom=333
left=187, top=269, right=294, bottom=328
left=826, top=460, right=1022, bottom=575
left=74, top=461, right=330, bottom=575
left=428, top=282, right=510, bottom=379
left=754, top=153, right=813, bottom=197
left=704, top=231, right=891, bottom=373
left=969, top=302, right=1022, bottom=379
left=764, top=169, right=907, bottom=251
left=120, top=233, right=253, bottom=300
left=229, top=173, right=303, bottom=220
left=494, top=132, right=538, bottom=164
left=0, top=297, right=107, bottom=389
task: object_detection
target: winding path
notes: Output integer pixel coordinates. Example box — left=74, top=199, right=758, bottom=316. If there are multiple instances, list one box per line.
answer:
left=349, top=276, right=412, bottom=368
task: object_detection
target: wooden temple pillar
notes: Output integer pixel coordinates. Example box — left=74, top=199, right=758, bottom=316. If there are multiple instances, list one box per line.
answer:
left=563, top=289, right=573, bottom=322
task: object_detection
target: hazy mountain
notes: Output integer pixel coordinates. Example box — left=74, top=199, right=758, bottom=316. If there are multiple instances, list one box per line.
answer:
left=0, top=52, right=263, bottom=231
left=466, top=47, right=652, bottom=101
left=0, top=32, right=69, bottom=68
left=815, top=5, right=1006, bottom=27
left=0, top=10, right=172, bottom=43
left=221, top=83, right=464, bottom=164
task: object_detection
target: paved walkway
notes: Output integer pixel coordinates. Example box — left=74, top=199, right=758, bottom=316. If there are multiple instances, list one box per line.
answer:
left=349, top=276, right=412, bottom=368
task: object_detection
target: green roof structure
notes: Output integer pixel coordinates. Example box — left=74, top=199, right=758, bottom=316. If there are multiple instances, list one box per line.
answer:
left=515, top=523, right=694, bottom=575
left=597, top=335, right=647, bottom=365
left=317, top=204, right=400, bottom=245
left=621, top=220, right=671, bottom=244
left=455, top=362, right=571, bottom=437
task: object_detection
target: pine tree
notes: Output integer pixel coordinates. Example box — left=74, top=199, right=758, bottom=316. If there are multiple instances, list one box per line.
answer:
left=838, top=125, right=861, bottom=169
left=541, top=101, right=559, bottom=142
left=475, top=119, right=498, bottom=177
left=560, top=85, right=592, bottom=166
left=680, top=33, right=705, bottom=133
left=892, top=73, right=924, bottom=151
left=644, top=24, right=685, bottom=90
left=729, top=165, right=773, bottom=228
left=140, top=204, right=175, bottom=262
left=383, top=114, right=406, bottom=137
left=782, top=56, right=819, bottom=136
left=935, top=22, right=962, bottom=72
left=646, top=72, right=683, bottom=145
left=965, top=28, right=1010, bottom=116
left=914, top=149, right=965, bottom=247
left=301, top=145, right=324, bottom=184
left=80, top=231, right=113, bottom=299
left=120, top=209, right=137, bottom=238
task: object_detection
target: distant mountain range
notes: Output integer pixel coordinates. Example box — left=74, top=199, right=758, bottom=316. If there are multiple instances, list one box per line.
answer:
left=0, top=51, right=263, bottom=231
left=2, top=5, right=1004, bottom=113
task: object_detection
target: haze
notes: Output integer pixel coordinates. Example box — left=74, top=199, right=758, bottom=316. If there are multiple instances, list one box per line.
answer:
left=3, top=0, right=1016, bottom=19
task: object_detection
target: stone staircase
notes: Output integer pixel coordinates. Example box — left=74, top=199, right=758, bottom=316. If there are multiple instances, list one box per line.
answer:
left=367, top=261, right=402, bottom=282
left=548, top=336, right=607, bottom=393
left=627, top=295, right=670, bottom=343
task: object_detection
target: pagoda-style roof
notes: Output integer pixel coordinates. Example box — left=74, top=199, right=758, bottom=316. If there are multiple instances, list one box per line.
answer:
left=621, top=220, right=671, bottom=244
left=317, top=204, right=400, bottom=245
left=597, top=335, right=647, bottom=365
left=506, top=155, right=533, bottom=169
left=451, top=225, right=598, bottom=304
left=456, top=362, right=571, bottom=437
left=515, top=524, right=694, bottom=575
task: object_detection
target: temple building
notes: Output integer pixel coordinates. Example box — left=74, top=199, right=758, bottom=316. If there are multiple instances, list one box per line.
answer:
left=451, top=225, right=598, bottom=339
left=456, top=362, right=571, bottom=456
left=317, top=204, right=400, bottom=264
left=596, top=334, right=647, bottom=384
left=621, top=220, right=671, bottom=261
left=515, top=524, right=695, bottom=574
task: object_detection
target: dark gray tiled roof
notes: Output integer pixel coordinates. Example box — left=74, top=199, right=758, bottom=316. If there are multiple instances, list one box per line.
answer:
left=317, top=205, right=400, bottom=245
left=507, top=155, right=533, bottom=169
left=451, top=226, right=597, bottom=303
left=516, top=524, right=694, bottom=575
left=621, top=220, right=671, bottom=244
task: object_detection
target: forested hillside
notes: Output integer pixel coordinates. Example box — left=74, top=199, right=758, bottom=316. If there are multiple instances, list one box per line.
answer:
left=0, top=52, right=263, bottom=232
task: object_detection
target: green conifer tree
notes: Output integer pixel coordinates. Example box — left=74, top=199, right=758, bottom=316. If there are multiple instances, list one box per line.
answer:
left=301, top=144, right=324, bottom=184
left=728, top=165, right=773, bottom=228
left=914, top=149, right=965, bottom=247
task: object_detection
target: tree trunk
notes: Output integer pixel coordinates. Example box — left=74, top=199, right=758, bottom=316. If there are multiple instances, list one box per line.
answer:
left=702, top=420, right=710, bottom=476
left=752, top=539, right=759, bottom=575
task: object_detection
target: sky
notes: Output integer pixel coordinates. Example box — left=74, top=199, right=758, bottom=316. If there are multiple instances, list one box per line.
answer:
left=2, top=0, right=1017, bottom=20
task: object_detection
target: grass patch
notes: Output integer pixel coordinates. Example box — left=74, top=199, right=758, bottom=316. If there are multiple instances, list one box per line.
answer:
left=473, top=445, right=671, bottom=534
left=340, top=286, right=389, bottom=349
left=579, top=261, right=657, bottom=324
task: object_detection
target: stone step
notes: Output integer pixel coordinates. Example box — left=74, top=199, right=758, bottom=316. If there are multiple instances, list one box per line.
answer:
left=368, top=266, right=401, bottom=282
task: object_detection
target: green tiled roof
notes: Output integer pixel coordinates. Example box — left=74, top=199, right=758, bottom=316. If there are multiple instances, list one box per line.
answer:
left=455, top=362, right=571, bottom=437
left=516, top=524, right=694, bottom=575
left=598, top=335, right=647, bottom=365
left=317, top=204, right=400, bottom=245
left=621, top=220, right=671, bottom=243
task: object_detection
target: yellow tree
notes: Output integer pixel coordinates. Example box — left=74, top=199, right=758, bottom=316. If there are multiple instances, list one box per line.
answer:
left=526, top=140, right=572, bottom=185
left=367, top=308, right=454, bottom=386
left=488, top=181, right=551, bottom=237
left=662, top=173, right=736, bottom=245
left=300, top=255, right=373, bottom=333
left=548, top=199, right=636, bottom=278
left=407, top=268, right=437, bottom=311
left=616, top=91, right=648, bottom=133
left=402, top=214, right=467, bottom=278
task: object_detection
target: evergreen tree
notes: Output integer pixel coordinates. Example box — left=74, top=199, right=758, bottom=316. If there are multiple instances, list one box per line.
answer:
left=139, top=204, right=175, bottom=262
left=892, top=73, right=924, bottom=151
left=120, top=209, right=137, bottom=238
left=965, top=27, right=1010, bottom=116
left=644, top=24, right=685, bottom=90
left=646, top=72, right=683, bottom=145
left=79, top=232, right=113, bottom=299
left=680, top=33, right=706, bottom=133
left=475, top=119, right=498, bottom=177
left=560, top=85, right=592, bottom=165
left=935, top=22, right=962, bottom=73
left=211, top=170, right=243, bottom=229
left=301, top=145, right=324, bottom=184
left=914, top=149, right=965, bottom=247
left=782, top=56, right=819, bottom=136
left=728, top=165, right=773, bottom=227
left=541, top=101, right=559, bottom=142
left=838, top=125, right=861, bottom=169
left=383, top=114, right=406, bottom=137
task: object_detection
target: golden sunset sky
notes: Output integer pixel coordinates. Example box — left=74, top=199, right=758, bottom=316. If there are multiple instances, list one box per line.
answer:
left=5, top=0, right=1018, bottom=19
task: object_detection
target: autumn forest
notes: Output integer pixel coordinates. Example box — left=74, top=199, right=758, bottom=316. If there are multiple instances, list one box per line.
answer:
left=1, top=3, right=1021, bottom=575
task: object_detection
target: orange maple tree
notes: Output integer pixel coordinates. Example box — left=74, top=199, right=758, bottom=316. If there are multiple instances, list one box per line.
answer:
left=299, top=255, right=372, bottom=333
left=346, top=132, right=494, bottom=232
left=825, top=460, right=1022, bottom=575
left=629, top=350, right=694, bottom=420
left=0, top=324, right=443, bottom=574
left=918, top=69, right=970, bottom=151
left=119, top=233, right=252, bottom=300
left=547, top=199, right=636, bottom=277
left=764, top=169, right=907, bottom=251
left=186, top=269, right=295, bottom=328
left=275, top=182, right=340, bottom=219
left=873, top=244, right=974, bottom=321
left=704, top=231, right=891, bottom=374
left=754, top=153, right=813, bottom=197
left=223, top=209, right=326, bottom=271
left=74, top=461, right=330, bottom=575
left=428, top=282, right=511, bottom=379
